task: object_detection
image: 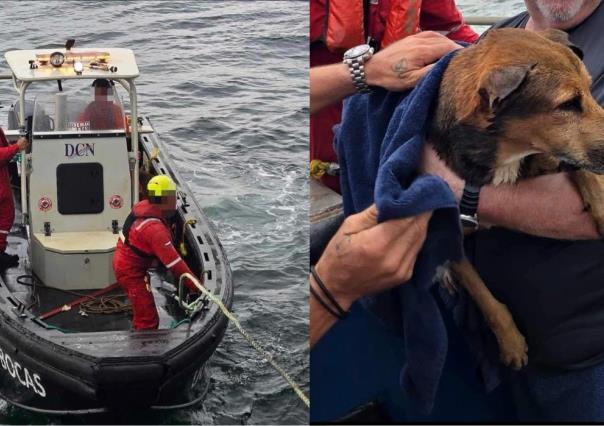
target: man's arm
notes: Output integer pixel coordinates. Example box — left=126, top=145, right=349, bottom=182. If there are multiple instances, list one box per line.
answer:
left=310, top=31, right=462, bottom=115
left=149, top=225, right=202, bottom=291
left=0, top=137, right=28, bottom=166
left=421, top=146, right=599, bottom=239
left=310, top=63, right=355, bottom=116
left=310, top=205, right=431, bottom=347
left=479, top=174, right=599, bottom=239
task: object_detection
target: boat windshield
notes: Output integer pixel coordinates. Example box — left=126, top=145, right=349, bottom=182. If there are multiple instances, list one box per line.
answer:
left=33, top=88, right=125, bottom=133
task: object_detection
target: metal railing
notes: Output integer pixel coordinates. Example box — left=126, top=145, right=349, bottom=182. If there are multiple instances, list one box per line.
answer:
left=465, top=16, right=507, bottom=26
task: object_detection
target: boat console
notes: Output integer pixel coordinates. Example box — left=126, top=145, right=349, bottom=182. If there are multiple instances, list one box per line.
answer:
left=27, top=94, right=131, bottom=290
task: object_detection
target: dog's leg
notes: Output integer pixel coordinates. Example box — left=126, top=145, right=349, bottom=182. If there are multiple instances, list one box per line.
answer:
left=571, top=170, right=604, bottom=236
left=451, top=258, right=528, bottom=369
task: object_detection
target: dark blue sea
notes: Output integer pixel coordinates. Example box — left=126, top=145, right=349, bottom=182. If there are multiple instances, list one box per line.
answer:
left=0, top=1, right=308, bottom=424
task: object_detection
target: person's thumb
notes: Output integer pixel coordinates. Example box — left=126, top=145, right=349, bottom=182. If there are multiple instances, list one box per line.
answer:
left=344, top=204, right=379, bottom=233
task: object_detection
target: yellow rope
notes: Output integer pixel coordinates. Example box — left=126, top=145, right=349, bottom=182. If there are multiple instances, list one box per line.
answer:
left=179, top=273, right=310, bottom=408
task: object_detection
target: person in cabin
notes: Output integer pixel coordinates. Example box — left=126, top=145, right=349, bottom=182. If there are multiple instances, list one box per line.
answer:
left=309, top=0, right=478, bottom=193
left=113, top=175, right=201, bottom=330
left=0, top=132, right=27, bottom=269
left=78, top=79, right=125, bottom=131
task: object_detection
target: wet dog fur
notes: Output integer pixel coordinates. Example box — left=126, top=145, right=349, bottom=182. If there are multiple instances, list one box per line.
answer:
left=427, top=28, right=604, bottom=369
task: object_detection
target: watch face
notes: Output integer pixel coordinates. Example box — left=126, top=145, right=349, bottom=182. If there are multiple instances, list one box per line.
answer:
left=346, top=44, right=370, bottom=59
left=49, top=51, right=65, bottom=67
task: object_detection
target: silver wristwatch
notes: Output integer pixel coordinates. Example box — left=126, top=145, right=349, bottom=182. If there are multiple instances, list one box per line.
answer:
left=343, top=44, right=374, bottom=94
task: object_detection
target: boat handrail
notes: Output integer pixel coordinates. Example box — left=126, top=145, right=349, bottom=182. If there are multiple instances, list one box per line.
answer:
left=465, top=16, right=507, bottom=26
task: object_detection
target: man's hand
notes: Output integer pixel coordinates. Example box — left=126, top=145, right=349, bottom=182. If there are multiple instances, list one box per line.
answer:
left=314, top=204, right=432, bottom=311
left=419, top=144, right=599, bottom=239
left=420, top=144, right=464, bottom=200
left=16, top=137, right=28, bottom=152
left=365, top=31, right=462, bottom=92
left=310, top=31, right=462, bottom=115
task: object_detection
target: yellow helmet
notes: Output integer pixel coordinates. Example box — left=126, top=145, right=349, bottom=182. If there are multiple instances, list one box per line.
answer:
left=147, top=175, right=177, bottom=197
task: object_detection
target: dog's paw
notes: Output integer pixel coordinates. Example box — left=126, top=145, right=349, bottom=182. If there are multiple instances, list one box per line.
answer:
left=498, top=328, right=528, bottom=370
left=489, top=303, right=529, bottom=370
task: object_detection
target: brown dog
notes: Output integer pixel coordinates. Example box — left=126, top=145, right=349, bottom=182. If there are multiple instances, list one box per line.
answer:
left=427, top=28, right=604, bottom=369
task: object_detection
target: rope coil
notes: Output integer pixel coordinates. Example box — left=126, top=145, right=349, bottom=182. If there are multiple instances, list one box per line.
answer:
left=80, top=295, right=131, bottom=315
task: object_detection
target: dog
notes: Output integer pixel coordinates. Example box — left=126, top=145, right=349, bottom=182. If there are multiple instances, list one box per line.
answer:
left=426, top=28, right=604, bottom=369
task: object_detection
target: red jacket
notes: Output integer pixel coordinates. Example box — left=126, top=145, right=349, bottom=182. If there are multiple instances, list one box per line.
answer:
left=0, top=128, right=19, bottom=199
left=310, top=0, right=478, bottom=192
left=114, top=200, right=198, bottom=291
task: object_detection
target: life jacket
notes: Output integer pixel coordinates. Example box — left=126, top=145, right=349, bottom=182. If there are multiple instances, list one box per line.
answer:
left=310, top=0, right=422, bottom=52
left=120, top=200, right=168, bottom=259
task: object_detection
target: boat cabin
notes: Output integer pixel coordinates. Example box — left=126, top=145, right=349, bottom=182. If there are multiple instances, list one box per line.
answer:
left=4, top=47, right=141, bottom=290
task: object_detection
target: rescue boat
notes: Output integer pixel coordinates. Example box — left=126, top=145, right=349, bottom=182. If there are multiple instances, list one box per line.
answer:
left=0, top=42, right=233, bottom=414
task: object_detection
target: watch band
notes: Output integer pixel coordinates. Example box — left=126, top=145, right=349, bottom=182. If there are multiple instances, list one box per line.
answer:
left=343, top=46, right=374, bottom=94
left=345, top=59, right=371, bottom=93
left=459, top=183, right=481, bottom=229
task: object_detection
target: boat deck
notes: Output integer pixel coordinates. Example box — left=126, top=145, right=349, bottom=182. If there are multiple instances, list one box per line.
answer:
left=1, top=188, right=190, bottom=333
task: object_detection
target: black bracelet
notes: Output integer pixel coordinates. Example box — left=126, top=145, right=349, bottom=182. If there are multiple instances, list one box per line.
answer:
left=310, top=265, right=348, bottom=319
left=310, top=283, right=343, bottom=319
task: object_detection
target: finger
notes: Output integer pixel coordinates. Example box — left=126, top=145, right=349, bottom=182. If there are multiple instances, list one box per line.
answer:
left=420, top=43, right=462, bottom=65
left=371, top=223, right=426, bottom=291
left=396, top=213, right=430, bottom=256
left=408, top=65, right=434, bottom=84
left=391, top=220, right=430, bottom=283
left=370, top=210, right=432, bottom=245
left=359, top=212, right=431, bottom=268
left=343, top=204, right=379, bottom=233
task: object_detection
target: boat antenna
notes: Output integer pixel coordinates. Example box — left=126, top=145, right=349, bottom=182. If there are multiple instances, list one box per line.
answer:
left=65, top=39, right=75, bottom=51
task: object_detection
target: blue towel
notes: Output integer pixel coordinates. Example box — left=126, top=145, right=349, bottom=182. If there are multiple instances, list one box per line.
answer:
left=334, top=51, right=466, bottom=413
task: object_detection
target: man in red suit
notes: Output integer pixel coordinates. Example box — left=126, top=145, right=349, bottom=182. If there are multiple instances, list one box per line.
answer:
left=113, top=175, right=200, bottom=330
left=0, top=131, right=27, bottom=269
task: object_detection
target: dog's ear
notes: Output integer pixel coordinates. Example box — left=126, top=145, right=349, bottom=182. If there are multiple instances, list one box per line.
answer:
left=539, top=28, right=583, bottom=59
left=478, top=64, right=534, bottom=112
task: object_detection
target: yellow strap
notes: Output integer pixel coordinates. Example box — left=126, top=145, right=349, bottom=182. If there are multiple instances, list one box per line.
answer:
left=179, top=219, right=197, bottom=256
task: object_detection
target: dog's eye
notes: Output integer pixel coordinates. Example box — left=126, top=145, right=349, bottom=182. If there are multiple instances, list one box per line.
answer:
left=557, top=96, right=582, bottom=112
